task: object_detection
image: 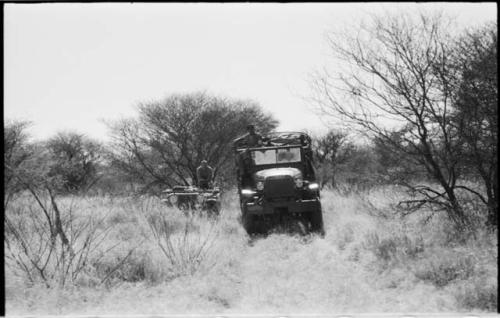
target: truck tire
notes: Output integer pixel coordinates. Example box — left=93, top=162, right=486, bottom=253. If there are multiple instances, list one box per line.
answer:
left=243, top=212, right=266, bottom=235
left=310, top=206, right=325, bottom=237
left=243, top=213, right=256, bottom=235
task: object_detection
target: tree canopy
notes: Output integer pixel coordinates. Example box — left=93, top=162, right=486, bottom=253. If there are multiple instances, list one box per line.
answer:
left=108, top=92, right=278, bottom=193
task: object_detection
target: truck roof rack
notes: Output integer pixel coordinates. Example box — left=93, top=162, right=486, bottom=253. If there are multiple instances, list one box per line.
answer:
left=233, top=131, right=311, bottom=149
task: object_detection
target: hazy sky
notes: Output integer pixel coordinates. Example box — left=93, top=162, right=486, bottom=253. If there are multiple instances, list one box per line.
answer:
left=4, top=3, right=497, bottom=141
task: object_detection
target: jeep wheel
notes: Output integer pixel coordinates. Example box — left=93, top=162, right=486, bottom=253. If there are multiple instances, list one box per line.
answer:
left=204, top=202, right=220, bottom=218
left=208, top=206, right=220, bottom=218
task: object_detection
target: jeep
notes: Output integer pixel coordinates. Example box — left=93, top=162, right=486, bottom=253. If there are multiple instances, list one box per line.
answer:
left=161, top=185, right=221, bottom=216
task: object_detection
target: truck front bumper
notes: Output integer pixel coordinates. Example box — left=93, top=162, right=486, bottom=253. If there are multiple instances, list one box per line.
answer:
left=244, top=199, right=320, bottom=215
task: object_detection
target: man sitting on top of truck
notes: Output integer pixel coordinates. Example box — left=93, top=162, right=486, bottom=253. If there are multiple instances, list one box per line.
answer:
left=243, top=124, right=263, bottom=147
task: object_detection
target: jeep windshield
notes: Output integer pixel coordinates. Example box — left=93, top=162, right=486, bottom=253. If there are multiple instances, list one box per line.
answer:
left=251, top=147, right=301, bottom=165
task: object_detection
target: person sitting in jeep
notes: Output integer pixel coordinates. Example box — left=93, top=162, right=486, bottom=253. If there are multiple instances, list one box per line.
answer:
left=196, top=160, right=213, bottom=189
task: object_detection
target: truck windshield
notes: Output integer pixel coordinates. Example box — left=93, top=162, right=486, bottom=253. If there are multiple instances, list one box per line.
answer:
left=252, top=147, right=301, bottom=165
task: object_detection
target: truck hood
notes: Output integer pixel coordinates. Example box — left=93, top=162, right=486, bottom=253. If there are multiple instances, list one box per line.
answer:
left=254, top=167, right=302, bottom=180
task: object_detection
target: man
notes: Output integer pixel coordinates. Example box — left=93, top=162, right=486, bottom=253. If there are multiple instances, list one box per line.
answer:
left=244, top=124, right=263, bottom=147
left=196, top=160, right=213, bottom=189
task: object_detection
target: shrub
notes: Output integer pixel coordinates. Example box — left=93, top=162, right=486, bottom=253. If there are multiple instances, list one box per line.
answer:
left=143, top=206, right=220, bottom=279
left=91, top=247, right=164, bottom=286
left=453, top=276, right=497, bottom=311
left=335, top=223, right=355, bottom=250
left=413, top=250, right=475, bottom=288
left=362, top=232, right=424, bottom=266
left=4, top=195, right=130, bottom=289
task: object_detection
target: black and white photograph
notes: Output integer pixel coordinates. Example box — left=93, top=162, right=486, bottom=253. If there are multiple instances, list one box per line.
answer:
left=3, top=2, right=498, bottom=316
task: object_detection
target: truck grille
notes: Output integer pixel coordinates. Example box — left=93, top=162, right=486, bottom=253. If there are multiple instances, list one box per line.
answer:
left=263, top=176, right=295, bottom=198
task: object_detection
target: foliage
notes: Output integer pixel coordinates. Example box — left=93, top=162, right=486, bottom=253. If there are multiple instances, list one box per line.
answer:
left=312, top=131, right=388, bottom=193
left=144, top=204, right=220, bottom=277
left=4, top=196, right=117, bottom=288
left=108, top=91, right=278, bottom=194
left=4, top=120, right=33, bottom=208
left=311, top=12, right=497, bottom=228
left=451, top=22, right=498, bottom=226
left=45, top=131, right=103, bottom=194
left=312, top=130, right=354, bottom=188
left=5, top=187, right=496, bottom=314
left=413, top=250, right=475, bottom=287
left=4, top=123, right=126, bottom=290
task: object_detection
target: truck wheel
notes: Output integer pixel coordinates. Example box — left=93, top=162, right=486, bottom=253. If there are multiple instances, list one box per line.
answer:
left=243, top=213, right=262, bottom=235
left=310, top=208, right=325, bottom=237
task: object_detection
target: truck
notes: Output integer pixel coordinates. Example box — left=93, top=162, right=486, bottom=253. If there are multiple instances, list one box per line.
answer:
left=233, top=131, right=325, bottom=235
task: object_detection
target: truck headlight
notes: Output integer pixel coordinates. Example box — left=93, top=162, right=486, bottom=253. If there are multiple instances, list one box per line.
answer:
left=308, top=183, right=319, bottom=190
left=256, top=181, right=264, bottom=191
left=295, top=178, right=303, bottom=188
left=241, top=189, right=256, bottom=196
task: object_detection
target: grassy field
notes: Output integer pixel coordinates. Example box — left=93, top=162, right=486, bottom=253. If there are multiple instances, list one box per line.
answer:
left=5, top=186, right=497, bottom=315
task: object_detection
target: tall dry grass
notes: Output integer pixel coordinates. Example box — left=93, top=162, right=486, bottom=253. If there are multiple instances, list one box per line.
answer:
left=5, top=186, right=497, bottom=315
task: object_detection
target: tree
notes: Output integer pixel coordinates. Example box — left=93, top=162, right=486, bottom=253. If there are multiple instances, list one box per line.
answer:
left=310, top=12, right=473, bottom=228
left=4, top=135, right=75, bottom=264
left=372, top=129, right=430, bottom=184
left=312, top=130, right=353, bottom=188
left=5, top=128, right=104, bottom=259
left=4, top=131, right=121, bottom=287
left=340, top=144, right=384, bottom=191
left=108, top=92, right=278, bottom=193
left=452, top=23, right=498, bottom=226
left=4, top=120, right=32, bottom=208
left=45, top=131, right=103, bottom=194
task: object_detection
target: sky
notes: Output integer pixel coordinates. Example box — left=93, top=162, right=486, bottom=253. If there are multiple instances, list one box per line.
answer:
left=4, top=2, right=497, bottom=142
